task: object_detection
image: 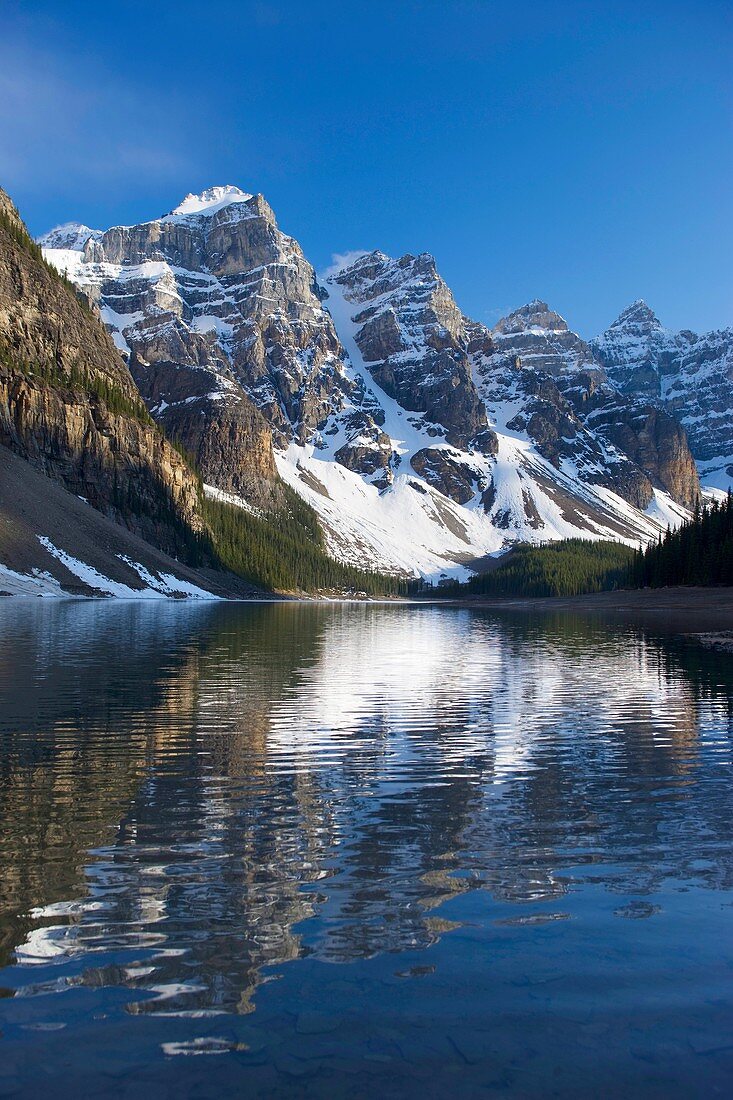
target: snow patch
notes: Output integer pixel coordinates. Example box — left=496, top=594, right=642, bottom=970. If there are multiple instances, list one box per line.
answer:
left=33, top=537, right=217, bottom=599
left=169, top=185, right=253, bottom=217
left=0, top=562, right=67, bottom=598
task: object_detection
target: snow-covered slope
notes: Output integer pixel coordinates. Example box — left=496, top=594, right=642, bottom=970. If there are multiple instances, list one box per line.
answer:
left=40, top=189, right=696, bottom=581
left=37, top=222, right=102, bottom=251
left=479, top=301, right=700, bottom=511
left=284, top=260, right=690, bottom=576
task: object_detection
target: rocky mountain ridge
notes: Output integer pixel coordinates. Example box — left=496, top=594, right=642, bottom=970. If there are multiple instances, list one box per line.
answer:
left=592, top=302, right=733, bottom=489
left=482, top=300, right=700, bottom=509
left=40, top=185, right=352, bottom=508
left=38, top=185, right=716, bottom=580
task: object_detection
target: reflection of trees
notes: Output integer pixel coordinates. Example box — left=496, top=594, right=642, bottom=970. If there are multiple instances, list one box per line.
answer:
left=0, top=602, right=211, bottom=967
left=0, top=602, right=325, bottom=971
left=2, top=603, right=733, bottom=1016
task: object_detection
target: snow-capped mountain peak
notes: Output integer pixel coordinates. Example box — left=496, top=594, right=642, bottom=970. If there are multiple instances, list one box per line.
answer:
left=39, top=184, right=707, bottom=579
left=592, top=302, right=733, bottom=490
left=169, top=185, right=254, bottom=217
left=36, top=222, right=102, bottom=251
left=489, top=299, right=598, bottom=377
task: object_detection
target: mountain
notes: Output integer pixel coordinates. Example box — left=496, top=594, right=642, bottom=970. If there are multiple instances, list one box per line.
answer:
left=0, top=187, right=202, bottom=545
left=40, top=186, right=699, bottom=580
left=483, top=300, right=700, bottom=510
left=0, top=186, right=261, bottom=598
left=38, top=184, right=348, bottom=509
left=488, top=298, right=601, bottom=376
left=319, top=254, right=693, bottom=558
left=592, top=303, right=733, bottom=490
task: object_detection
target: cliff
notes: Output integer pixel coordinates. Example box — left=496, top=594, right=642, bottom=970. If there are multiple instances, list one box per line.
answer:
left=0, top=188, right=203, bottom=556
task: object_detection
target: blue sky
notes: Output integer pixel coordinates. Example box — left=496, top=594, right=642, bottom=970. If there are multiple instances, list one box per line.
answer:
left=2, top=0, right=730, bottom=336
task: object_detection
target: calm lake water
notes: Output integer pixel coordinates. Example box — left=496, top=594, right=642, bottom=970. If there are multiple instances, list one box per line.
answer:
left=1, top=601, right=732, bottom=1097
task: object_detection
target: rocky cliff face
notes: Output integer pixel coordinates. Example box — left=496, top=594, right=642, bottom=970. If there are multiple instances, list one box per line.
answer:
left=590, top=301, right=688, bottom=398
left=486, top=301, right=700, bottom=508
left=592, top=302, right=733, bottom=489
left=491, top=299, right=602, bottom=378
left=41, top=186, right=699, bottom=580
left=0, top=188, right=202, bottom=554
left=328, top=252, right=491, bottom=449
left=40, top=186, right=355, bottom=505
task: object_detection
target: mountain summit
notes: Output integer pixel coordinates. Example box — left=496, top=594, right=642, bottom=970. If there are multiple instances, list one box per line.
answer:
left=593, top=304, right=733, bottom=487
left=169, top=185, right=254, bottom=217
left=38, top=184, right=707, bottom=578
left=608, top=299, right=663, bottom=333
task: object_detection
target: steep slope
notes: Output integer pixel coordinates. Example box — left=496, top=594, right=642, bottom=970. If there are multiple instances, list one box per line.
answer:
left=0, top=445, right=249, bottom=598
left=41, top=189, right=693, bottom=580
left=299, top=254, right=690, bottom=572
left=0, top=187, right=203, bottom=560
left=592, top=303, right=733, bottom=490
left=40, top=185, right=350, bottom=507
left=485, top=301, right=700, bottom=508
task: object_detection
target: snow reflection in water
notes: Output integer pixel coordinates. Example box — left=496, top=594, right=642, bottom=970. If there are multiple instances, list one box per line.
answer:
left=0, top=601, right=732, bottom=1096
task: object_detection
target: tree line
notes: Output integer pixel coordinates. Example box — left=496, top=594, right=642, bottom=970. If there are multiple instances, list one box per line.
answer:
left=202, top=486, right=413, bottom=596
left=434, top=495, right=733, bottom=600
left=431, top=538, right=634, bottom=598
left=629, top=494, right=733, bottom=587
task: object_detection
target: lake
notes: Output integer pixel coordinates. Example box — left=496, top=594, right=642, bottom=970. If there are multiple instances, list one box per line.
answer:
left=1, top=601, right=732, bottom=1097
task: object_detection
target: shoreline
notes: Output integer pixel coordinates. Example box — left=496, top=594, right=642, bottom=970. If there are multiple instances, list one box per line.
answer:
left=423, top=586, right=733, bottom=630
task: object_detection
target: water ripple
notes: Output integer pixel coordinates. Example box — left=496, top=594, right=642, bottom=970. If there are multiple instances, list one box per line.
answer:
left=1, top=602, right=733, bottom=1094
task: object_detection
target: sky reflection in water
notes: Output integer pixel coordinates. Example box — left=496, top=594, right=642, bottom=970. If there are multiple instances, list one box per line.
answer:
left=0, top=601, right=732, bottom=1097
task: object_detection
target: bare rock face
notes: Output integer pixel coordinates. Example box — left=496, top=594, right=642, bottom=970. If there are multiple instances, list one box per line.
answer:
left=334, top=411, right=394, bottom=485
left=492, top=300, right=602, bottom=378
left=571, top=381, right=700, bottom=509
left=329, top=252, right=492, bottom=450
left=163, top=396, right=279, bottom=504
left=0, top=188, right=202, bottom=554
left=481, top=301, right=700, bottom=508
left=592, top=302, right=733, bottom=486
left=41, top=186, right=353, bottom=504
left=410, top=448, right=482, bottom=504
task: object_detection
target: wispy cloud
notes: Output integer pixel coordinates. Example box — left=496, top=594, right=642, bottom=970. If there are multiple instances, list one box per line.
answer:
left=0, top=41, right=201, bottom=202
left=322, top=250, right=372, bottom=278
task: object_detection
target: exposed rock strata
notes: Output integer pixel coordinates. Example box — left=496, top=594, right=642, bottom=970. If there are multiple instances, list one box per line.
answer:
left=43, top=186, right=352, bottom=503
left=0, top=188, right=202, bottom=554
left=330, top=251, right=490, bottom=449
left=486, top=301, right=700, bottom=508
left=592, top=301, right=733, bottom=485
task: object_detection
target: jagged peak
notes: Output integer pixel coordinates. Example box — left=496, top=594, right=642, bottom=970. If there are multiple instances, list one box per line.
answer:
left=608, top=299, right=662, bottom=332
left=169, top=185, right=254, bottom=217
left=326, top=249, right=444, bottom=284
left=324, top=250, right=384, bottom=278
left=493, top=300, right=569, bottom=337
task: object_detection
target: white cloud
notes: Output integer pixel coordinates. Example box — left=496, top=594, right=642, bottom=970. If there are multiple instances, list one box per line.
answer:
left=322, top=250, right=372, bottom=278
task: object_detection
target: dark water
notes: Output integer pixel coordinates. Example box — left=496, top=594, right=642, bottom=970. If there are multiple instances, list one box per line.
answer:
left=1, top=602, right=733, bottom=1098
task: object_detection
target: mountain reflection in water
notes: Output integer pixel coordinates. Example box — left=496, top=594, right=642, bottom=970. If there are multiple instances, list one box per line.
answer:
left=1, top=602, right=732, bottom=1097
